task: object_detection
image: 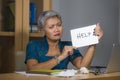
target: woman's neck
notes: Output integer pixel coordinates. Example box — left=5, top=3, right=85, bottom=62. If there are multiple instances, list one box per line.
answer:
left=46, top=38, right=59, bottom=48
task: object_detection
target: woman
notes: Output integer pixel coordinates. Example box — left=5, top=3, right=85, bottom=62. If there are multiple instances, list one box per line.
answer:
left=25, top=10, right=103, bottom=70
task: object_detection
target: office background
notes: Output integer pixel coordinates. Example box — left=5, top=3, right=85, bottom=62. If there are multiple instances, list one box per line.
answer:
left=12, top=0, right=120, bottom=70
left=52, top=0, right=120, bottom=68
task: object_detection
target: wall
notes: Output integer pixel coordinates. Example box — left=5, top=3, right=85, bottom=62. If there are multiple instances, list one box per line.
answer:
left=52, top=0, right=119, bottom=68
left=119, top=0, right=120, bottom=43
left=0, top=0, right=2, bottom=31
left=0, top=0, right=1, bottom=69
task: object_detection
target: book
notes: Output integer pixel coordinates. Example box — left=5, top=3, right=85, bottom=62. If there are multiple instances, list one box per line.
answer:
left=30, top=2, right=37, bottom=24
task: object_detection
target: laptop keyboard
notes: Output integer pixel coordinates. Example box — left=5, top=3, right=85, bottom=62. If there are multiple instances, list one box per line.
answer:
left=89, top=66, right=107, bottom=75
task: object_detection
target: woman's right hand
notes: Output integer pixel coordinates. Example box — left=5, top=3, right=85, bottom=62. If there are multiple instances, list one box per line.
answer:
left=60, top=46, right=76, bottom=59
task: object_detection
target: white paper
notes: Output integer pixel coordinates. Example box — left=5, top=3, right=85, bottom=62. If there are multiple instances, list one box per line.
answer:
left=51, top=69, right=77, bottom=77
left=70, top=24, right=99, bottom=48
left=15, top=71, right=48, bottom=76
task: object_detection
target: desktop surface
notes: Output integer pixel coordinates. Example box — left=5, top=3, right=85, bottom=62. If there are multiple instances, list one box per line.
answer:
left=0, top=72, right=120, bottom=80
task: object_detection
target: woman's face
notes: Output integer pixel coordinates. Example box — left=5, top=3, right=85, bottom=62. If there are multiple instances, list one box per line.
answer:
left=44, top=17, right=63, bottom=41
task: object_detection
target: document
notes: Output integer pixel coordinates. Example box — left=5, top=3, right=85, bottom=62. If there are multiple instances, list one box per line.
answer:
left=70, top=24, right=99, bottom=48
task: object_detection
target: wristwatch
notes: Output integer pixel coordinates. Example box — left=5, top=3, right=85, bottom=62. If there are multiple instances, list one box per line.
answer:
left=54, top=56, right=60, bottom=64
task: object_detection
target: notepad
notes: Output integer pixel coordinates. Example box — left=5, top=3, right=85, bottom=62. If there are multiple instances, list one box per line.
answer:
left=70, top=24, right=99, bottom=48
left=27, top=69, right=63, bottom=75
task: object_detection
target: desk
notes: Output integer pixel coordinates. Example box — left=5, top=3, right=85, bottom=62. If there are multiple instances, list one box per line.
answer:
left=0, top=72, right=120, bottom=80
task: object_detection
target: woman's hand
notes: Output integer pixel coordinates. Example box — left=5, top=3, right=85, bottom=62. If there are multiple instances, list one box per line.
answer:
left=60, top=46, right=76, bottom=59
left=94, top=23, right=103, bottom=40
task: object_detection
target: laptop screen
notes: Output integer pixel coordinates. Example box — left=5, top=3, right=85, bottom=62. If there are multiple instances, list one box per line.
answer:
left=106, top=44, right=120, bottom=73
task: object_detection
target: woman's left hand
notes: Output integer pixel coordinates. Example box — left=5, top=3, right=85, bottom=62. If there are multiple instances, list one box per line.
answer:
left=94, top=23, right=103, bottom=40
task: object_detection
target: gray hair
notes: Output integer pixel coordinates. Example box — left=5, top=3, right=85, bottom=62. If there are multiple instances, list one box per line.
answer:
left=37, top=10, right=62, bottom=29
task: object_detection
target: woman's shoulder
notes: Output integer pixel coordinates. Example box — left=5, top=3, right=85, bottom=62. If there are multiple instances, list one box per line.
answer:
left=28, top=37, right=46, bottom=44
left=27, top=39, right=43, bottom=46
left=28, top=40, right=40, bottom=44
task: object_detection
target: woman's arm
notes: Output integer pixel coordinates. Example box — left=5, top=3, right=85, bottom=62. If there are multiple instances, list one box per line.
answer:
left=73, top=23, right=103, bottom=68
left=26, top=58, right=58, bottom=70
left=26, top=53, right=68, bottom=70
left=73, top=45, right=96, bottom=68
left=81, top=45, right=96, bottom=67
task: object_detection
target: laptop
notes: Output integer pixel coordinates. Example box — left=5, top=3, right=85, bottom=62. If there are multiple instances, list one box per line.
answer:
left=104, top=44, right=120, bottom=73
left=90, top=44, right=120, bottom=74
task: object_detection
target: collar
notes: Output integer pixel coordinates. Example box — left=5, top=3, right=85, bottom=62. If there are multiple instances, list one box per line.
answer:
left=42, top=36, right=63, bottom=52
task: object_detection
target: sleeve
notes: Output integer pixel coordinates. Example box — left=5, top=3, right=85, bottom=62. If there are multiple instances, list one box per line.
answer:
left=69, top=49, right=83, bottom=64
left=24, top=41, right=39, bottom=64
left=63, top=41, right=83, bottom=64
